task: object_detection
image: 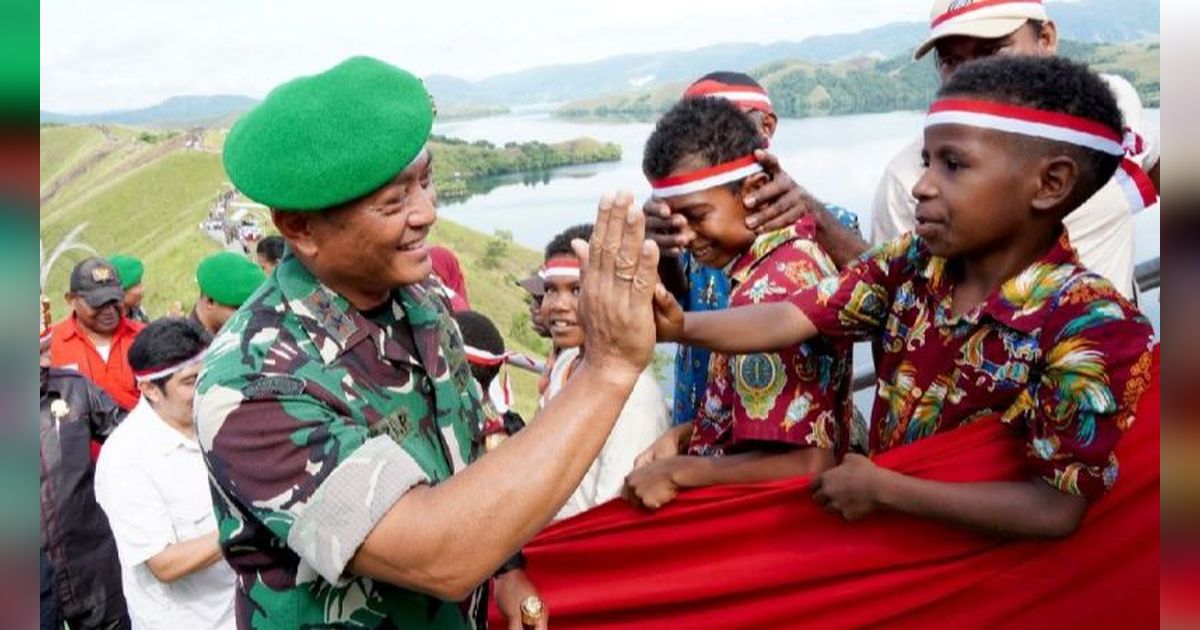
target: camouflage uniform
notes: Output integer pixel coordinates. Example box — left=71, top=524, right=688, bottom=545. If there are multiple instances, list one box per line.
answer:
left=195, top=252, right=486, bottom=629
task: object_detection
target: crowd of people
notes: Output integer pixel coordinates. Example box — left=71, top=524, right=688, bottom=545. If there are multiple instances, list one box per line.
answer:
left=39, top=1, right=1161, bottom=628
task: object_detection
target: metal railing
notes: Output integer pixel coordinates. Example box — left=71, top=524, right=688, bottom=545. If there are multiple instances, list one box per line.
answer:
left=849, top=256, right=1161, bottom=393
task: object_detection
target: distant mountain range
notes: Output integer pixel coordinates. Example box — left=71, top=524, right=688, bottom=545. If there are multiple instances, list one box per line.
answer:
left=41, top=0, right=1158, bottom=127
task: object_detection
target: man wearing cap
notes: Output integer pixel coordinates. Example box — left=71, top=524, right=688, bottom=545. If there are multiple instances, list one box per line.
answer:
left=110, top=254, right=150, bottom=324
left=196, top=56, right=660, bottom=629
left=190, top=252, right=266, bottom=335
left=40, top=299, right=131, bottom=630
left=50, top=257, right=146, bottom=411
left=871, top=0, right=1160, bottom=298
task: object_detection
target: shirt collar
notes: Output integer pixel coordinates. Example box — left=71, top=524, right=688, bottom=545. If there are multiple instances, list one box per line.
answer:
left=276, top=252, right=449, bottom=368
left=60, top=313, right=137, bottom=343
left=916, top=231, right=1080, bottom=334
left=129, top=398, right=198, bottom=456
left=727, top=216, right=818, bottom=285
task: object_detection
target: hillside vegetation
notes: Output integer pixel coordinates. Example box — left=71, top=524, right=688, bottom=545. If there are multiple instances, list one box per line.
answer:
left=558, top=40, right=1160, bottom=119
left=40, top=124, right=556, bottom=416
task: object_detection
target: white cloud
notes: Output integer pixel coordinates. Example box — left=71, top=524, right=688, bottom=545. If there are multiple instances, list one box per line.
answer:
left=40, top=0, right=927, bottom=112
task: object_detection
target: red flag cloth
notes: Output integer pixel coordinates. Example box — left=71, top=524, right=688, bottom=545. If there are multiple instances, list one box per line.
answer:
left=493, top=350, right=1159, bottom=628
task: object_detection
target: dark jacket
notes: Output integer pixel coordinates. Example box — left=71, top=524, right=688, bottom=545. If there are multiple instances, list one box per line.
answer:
left=39, top=368, right=128, bottom=624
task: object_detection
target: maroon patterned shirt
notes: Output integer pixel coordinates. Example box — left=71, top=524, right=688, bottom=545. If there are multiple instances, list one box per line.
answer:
left=688, top=218, right=853, bottom=457
left=788, top=231, right=1156, bottom=498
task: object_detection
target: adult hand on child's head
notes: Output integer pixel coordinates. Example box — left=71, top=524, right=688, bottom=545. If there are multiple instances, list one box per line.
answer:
left=643, top=196, right=688, bottom=257
left=651, top=284, right=685, bottom=343
left=810, top=453, right=881, bottom=521
left=624, top=459, right=681, bottom=511
left=572, top=191, right=660, bottom=379
left=744, top=149, right=826, bottom=234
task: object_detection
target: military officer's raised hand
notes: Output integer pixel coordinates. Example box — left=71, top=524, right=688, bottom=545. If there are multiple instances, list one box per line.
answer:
left=571, top=191, right=660, bottom=378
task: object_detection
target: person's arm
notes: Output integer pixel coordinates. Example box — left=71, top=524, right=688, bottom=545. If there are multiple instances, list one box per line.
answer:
left=625, top=448, right=834, bottom=511
left=743, top=149, right=869, bottom=267
left=348, top=192, right=663, bottom=601
left=812, top=454, right=1087, bottom=537
left=144, top=531, right=224, bottom=583
left=655, top=289, right=817, bottom=354
left=85, top=383, right=126, bottom=442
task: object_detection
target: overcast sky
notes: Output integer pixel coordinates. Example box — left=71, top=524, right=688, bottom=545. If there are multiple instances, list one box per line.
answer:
left=40, top=0, right=928, bottom=113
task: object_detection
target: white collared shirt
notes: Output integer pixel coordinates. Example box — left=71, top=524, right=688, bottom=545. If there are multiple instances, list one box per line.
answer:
left=94, top=398, right=236, bottom=630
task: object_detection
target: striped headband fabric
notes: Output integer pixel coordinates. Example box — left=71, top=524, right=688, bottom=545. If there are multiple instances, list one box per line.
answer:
left=684, top=79, right=774, bottom=114
left=925, top=98, right=1158, bottom=212
left=650, top=155, right=763, bottom=199
left=930, top=0, right=1048, bottom=39
left=134, top=349, right=208, bottom=383
left=539, top=257, right=581, bottom=280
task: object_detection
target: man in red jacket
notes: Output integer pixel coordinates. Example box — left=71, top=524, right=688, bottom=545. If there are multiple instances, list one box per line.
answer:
left=49, top=257, right=145, bottom=410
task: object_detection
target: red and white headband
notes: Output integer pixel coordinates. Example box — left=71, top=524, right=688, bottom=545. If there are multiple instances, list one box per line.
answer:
left=926, top=98, right=1158, bottom=212
left=930, top=0, right=1048, bottom=40
left=684, top=80, right=774, bottom=114
left=134, top=349, right=208, bottom=383
left=650, top=155, right=763, bottom=199
left=539, top=257, right=580, bottom=280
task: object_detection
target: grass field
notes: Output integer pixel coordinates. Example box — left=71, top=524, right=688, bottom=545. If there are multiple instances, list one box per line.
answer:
left=39, top=124, right=552, bottom=417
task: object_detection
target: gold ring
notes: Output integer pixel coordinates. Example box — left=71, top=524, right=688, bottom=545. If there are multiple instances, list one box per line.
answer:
left=615, top=271, right=636, bottom=281
left=521, top=595, right=545, bottom=625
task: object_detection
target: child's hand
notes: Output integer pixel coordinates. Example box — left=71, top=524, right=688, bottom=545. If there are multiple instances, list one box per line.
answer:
left=652, top=284, right=686, bottom=342
left=624, top=458, right=682, bottom=511
left=633, top=423, right=693, bottom=470
left=811, top=454, right=881, bottom=521
left=643, top=196, right=689, bottom=257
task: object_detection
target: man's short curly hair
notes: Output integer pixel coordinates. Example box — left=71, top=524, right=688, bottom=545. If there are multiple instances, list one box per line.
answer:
left=939, top=55, right=1125, bottom=203
left=643, top=97, right=763, bottom=188
left=544, top=223, right=594, bottom=261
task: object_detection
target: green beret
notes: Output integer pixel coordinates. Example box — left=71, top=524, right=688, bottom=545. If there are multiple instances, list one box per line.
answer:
left=109, top=254, right=144, bottom=289
left=223, top=56, right=434, bottom=211
left=196, top=252, right=266, bottom=307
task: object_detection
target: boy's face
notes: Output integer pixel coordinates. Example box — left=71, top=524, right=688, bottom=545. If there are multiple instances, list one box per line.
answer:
left=542, top=259, right=585, bottom=349
left=913, top=124, right=1039, bottom=259
left=663, top=156, right=759, bottom=269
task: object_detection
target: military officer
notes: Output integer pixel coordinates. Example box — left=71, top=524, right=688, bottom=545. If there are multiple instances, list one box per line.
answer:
left=194, top=56, right=660, bottom=629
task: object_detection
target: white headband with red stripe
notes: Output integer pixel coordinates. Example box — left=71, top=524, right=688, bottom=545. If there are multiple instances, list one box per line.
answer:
left=930, top=0, right=1048, bottom=40
left=926, top=98, right=1158, bottom=212
left=684, top=80, right=774, bottom=114
left=651, top=155, right=763, bottom=199
left=538, top=257, right=580, bottom=280
left=134, top=349, right=208, bottom=383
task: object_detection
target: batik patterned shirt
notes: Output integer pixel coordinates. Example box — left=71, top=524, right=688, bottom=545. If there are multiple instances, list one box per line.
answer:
left=687, top=218, right=853, bottom=457
left=789, top=231, right=1156, bottom=498
left=195, top=253, right=486, bottom=629
left=672, top=204, right=861, bottom=425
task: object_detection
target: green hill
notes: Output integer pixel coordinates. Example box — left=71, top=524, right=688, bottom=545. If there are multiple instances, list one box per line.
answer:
left=558, top=40, right=1160, bottom=119
left=40, top=124, right=559, bottom=417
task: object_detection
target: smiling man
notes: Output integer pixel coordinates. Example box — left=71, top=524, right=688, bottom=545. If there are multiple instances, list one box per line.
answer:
left=195, top=56, right=662, bottom=629
left=50, top=257, right=146, bottom=411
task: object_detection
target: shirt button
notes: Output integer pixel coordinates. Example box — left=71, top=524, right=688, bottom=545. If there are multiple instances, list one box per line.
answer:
left=419, top=379, right=432, bottom=395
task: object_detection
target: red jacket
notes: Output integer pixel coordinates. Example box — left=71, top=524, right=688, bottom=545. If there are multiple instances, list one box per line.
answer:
left=48, top=315, right=144, bottom=410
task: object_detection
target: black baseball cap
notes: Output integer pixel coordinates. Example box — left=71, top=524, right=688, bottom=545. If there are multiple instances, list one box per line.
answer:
left=69, top=257, right=125, bottom=308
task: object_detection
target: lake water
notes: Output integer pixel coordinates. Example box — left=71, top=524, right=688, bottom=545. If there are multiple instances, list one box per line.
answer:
left=433, top=109, right=1161, bottom=409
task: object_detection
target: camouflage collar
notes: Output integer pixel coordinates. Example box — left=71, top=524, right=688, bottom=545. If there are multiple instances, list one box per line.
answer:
left=275, top=253, right=449, bottom=369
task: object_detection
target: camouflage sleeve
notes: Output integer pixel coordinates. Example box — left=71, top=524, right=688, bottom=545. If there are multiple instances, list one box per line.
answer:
left=196, top=382, right=430, bottom=586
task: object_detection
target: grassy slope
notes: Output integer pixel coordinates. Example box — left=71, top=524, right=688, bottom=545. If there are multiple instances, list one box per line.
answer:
left=40, top=124, right=548, bottom=417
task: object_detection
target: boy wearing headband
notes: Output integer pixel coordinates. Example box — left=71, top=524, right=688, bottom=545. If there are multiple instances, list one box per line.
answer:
left=95, top=318, right=236, bottom=629
left=654, top=56, right=1155, bottom=536
left=539, top=224, right=670, bottom=520
left=624, top=97, right=852, bottom=511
